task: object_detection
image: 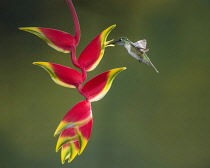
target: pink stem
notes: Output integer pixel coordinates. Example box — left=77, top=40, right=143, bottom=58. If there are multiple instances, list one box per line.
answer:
left=81, top=67, right=87, bottom=82
left=70, top=47, right=87, bottom=82
left=77, top=84, right=85, bottom=97
left=66, top=0, right=81, bottom=45
left=77, top=86, right=90, bottom=102
left=70, top=47, right=80, bottom=68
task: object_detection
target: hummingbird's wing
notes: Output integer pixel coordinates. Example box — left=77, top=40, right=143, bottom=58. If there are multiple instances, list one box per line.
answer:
left=134, top=39, right=147, bottom=49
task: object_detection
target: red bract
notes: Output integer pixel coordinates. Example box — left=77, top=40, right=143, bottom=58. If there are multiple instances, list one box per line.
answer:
left=19, top=27, right=77, bottom=53
left=76, top=119, right=93, bottom=154
left=56, top=127, right=78, bottom=152
left=60, top=131, right=80, bottom=163
left=54, top=100, right=92, bottom=136
left=57, top=119, right=93, bottom=164
left=78, top=25, right=116, bottom=71
left=20, top=0, right=126, bottom=164
left=33, top=62, right=83, bottom=88
left=81, top=67, right=126, bottom=102
left=54, top=101, right=93, bottom=164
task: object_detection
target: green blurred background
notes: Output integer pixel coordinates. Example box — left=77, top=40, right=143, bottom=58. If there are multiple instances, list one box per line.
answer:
left=1, top=0, right=210, bottom=168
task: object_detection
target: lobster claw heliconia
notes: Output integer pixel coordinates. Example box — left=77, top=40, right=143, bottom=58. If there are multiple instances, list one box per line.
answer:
left=19, top=0, right=126, bottom=164
left=54, top=100, right=93, bottom=164
left=33, top=62, right=83, bottom=88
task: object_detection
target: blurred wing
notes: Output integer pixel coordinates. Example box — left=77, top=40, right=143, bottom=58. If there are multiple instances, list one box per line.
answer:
left=134, top=39, right=147, bottom=49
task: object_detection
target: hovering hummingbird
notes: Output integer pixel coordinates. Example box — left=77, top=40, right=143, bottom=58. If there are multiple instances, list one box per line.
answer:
left=110, top=37, right=159, bottom=73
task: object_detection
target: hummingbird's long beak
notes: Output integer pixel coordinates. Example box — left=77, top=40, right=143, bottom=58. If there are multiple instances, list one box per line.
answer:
left=107, top=39, right=122, bottom=46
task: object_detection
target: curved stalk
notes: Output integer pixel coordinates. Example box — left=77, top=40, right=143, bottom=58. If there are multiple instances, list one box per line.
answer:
left=66, top=0, right=81, bottom=45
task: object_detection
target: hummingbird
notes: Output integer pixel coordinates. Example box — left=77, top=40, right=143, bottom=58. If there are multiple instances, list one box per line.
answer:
left=110, top=37, right=159, bottom=73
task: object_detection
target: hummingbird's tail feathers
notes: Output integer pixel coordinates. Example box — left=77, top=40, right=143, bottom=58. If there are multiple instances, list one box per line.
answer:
left=142, top=52, right=159, bottom=73
left=149, top=62, right=159, bottom=73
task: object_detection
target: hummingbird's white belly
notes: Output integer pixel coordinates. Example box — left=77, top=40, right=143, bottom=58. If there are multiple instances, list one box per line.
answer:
left=124, top=45, right=140, bottom=60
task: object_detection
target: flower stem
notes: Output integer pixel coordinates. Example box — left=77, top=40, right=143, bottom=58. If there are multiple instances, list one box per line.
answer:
left=70, top=47, right=80, bottom=68
left=66, top=0, right=81, bottom=45
left=81, top=67, right=87, bottom=82
left=77, top=84, right=84, bottom=97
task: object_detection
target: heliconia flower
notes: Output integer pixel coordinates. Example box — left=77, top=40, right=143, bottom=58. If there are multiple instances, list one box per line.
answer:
left=78, top=25, right=116, bottom=71
left=61, top=144, right=71, bottom=163
left=56, top=127, right=78, bottom=152
left=55, top=101, right=93, bottom=163
left=33, top=62, right=83, bottom=88
left=61, top=141, right=80, bottom=163
left=81, top=67, right=126, bottom=102
left=76, top=119, right=93, bottom=155
left=61, top=144, right=72, bottom=163
left=19, top=27, right=77, bottom=53
left=58, top=120, right=93, bottom=163
left=19, top=0, right=80, bottom=53
left=20, top=0, right=127, bottom=165
left=58, top=119, right=93, bottom=164
left=59, top=131, right=80, bottom=164
left=54, top=101, right=92, bottom=136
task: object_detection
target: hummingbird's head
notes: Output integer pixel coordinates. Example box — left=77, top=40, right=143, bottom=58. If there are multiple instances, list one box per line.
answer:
left=110, top=37, right=130, bottom=46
